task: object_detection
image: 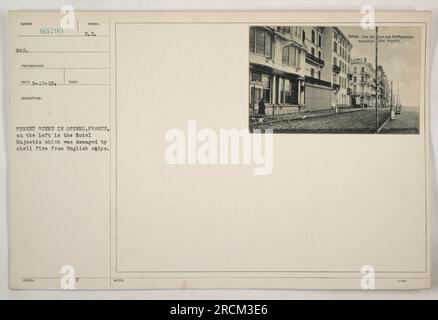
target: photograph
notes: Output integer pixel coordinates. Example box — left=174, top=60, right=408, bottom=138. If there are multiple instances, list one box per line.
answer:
left=249, top=25, right=421, bottom=134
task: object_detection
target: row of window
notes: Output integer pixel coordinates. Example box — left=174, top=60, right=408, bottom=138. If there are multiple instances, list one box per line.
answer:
left=310, top=28, right=323, bottom=47
left=340, top=76, right=348, bottom=89
left=333, top=57, right=349, bottom=74
left=333, top=41, right=350, bottom=62
left=310, top=47, right=322, bottom=60
left=341, top=61, right=348, bottom=74
left=309, top=68, right=321, bottom=80
left=278, top=26, right=302, bottom=39
left=273, top=26, right=328, bottom=55
left=250, top=27, right=349, bottom=67
left=352, top=85, right=375, bottom=95
left=333, top=74, right=348, bottom=89
left=250, top=27, right=359, bottom=80
left=334, top=31, right=349, bottom=49
left=352, top=65, right=376, bottom=75
left=353, top=75, right=372, bottom=84
left=280, top=26, right=323, bottom=48
left=310, top=47, right=321, bottom=60
left=353, top=66, right=366, bottom=73
left=340, top=45, right=350, bottom=61
left=250, top=27, right=301, bottom=68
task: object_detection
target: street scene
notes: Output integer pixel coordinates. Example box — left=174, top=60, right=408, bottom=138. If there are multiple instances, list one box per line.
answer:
left=249, top=26, right=420, bottom=134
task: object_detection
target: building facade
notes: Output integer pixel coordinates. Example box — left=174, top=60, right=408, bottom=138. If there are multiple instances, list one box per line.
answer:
left=321, top=27, right=353, bottom=108
left=249, top=26, right=370, bottom=115
left=377, top=65, right=390, bottom=107
left=350, top=57, right=376, bottom=108
left=249, top=26, right=306, bottom=115
left=302, top=26, right=333, bottom=111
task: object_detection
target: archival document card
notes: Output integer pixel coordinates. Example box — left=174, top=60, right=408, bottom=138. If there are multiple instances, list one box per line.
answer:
left=7, top=11, right=431, bottom=289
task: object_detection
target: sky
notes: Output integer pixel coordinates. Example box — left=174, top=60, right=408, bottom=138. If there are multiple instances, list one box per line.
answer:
left=340, top=26, right=422, bottom=107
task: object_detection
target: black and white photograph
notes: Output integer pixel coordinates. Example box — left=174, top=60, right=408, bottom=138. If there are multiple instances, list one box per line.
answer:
left=1, top=1, right=437, bottom=303
left=249, top=26, right=421, bottom=134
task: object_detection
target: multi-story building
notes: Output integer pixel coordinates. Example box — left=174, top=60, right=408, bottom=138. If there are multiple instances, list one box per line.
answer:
left=350, top=57, right=376, bottom=108
left=249, top=26, right=355, bottom=115
left=377, top=66, right=390, bottom=107
left=249, top=26, right=306, bottom=115
left=302, top=27, right=333, bottom=111
left=321, top=27, right=353, bottom=108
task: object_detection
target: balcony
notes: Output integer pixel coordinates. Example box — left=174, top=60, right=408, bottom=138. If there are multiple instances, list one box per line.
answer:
left=305, top=52, right=325, bottom=67
left=305, top=76, right=331, bottom=88
left=333, top=65, right=341, bottom=74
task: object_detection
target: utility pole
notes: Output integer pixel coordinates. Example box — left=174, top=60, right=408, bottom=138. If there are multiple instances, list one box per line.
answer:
left=375, top=27, right=378, bottom=133
left=390, top=81, right=393, bottom=116
left=397, top=82, right=399, bottom=107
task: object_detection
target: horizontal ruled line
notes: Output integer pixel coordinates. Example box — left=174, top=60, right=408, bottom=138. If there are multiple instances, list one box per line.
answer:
left=18, top=83, right=110, bottom=86
left=26, top=51, right=109, bottom=54
left=18, top=35, right=109, bottom=38
left=19, top=67, right=109, bottom=70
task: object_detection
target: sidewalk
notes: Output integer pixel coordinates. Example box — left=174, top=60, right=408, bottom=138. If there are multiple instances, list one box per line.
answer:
left=250, top=107, right=364, bottom=125
left=380, top=107, right=420, bottom=134
left=250, top=108, right=391, bottom=133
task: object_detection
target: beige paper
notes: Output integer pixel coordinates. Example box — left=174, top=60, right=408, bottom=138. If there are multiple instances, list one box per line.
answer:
left=7, top=10, right=431, bottom=289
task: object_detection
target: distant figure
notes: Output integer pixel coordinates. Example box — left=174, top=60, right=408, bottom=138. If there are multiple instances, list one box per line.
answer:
left=257, top=97, right=265, bottom=117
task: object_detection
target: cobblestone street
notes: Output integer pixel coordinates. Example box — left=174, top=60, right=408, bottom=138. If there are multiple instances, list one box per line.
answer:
left=250, top=108, right=391, bottom=133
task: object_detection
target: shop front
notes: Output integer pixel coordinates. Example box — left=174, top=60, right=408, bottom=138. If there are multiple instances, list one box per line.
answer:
left=250, top=64, right=304, bottom=115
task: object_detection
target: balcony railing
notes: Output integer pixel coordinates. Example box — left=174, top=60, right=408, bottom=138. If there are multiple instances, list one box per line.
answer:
left=305, top=76, right=331, bottom=88
left=333, top=65, right=341, bottom=74
left=305, top=52, right=325, bottom=67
